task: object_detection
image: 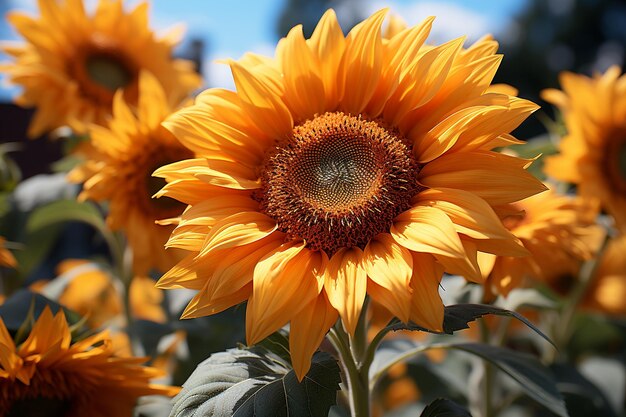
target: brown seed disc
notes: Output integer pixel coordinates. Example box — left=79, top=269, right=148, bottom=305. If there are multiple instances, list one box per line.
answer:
left=257, top=112, right=423, bottom=256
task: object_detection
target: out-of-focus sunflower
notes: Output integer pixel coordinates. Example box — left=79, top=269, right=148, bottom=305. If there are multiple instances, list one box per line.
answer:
left=0, top=0, right=201, bottom=138
left=584, top=236, right=626, bottom=316
left=0, top=237, right=16, bottom=269
left=543, top=66, right=626, bottom=232
left=0, top=307, right=178, bottom=416
left=36, top=259, right=166, bottom=326
left=480, top=187, right=604, bottom=296
left=69, top=72, right=192, bottom=274
left=155, top=9, right=545, bottom=378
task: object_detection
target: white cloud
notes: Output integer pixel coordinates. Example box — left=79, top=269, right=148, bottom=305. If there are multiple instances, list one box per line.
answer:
left=365, top=1, right=493, bottom=45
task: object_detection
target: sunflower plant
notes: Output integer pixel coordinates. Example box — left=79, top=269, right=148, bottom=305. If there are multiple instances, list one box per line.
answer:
left=1, top=1, right=625, bottom=417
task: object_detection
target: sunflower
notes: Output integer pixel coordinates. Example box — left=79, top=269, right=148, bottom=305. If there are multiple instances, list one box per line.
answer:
left=69, top=72, right=192, bottom=274
left=0, top=307, right=178, bottom=416
left=480, top=186, right=604, bottom=296
left=584, top=235, right=626, bottom=316
left=155, top=9, right=545, bottom=378
left=30, top=259, right=167, bottom=327
left=543, top=66, right=626, bottom=232
left=1, top=0, right=201, bottom=138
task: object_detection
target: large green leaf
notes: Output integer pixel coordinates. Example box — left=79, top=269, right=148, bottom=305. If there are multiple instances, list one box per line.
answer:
left=170, top=348, right=341, bottom=417
left=387, top=304, right=554, bottom=347
left=451, top=343, right=568, bottom=417
left=420, top=398, right=472, bottom=417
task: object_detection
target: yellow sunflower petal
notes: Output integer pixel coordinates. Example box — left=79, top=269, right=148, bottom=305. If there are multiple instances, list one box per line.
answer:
left=230, top=61, right=293, bottom=139
left=247, top=243, right=325, bottom=344
left=290, top=292, right=338, bottom=381
left=324, top=247, right=367, bottom=336
left=363, top=234, right=413, bottom=322
left=410, top=253, right=444, bottom=331
left=419, top=151, right=547, bottom=205
left=338, top=8, right=387, bottom=113
left=196, top=212, right=277, bottom=257
left=308, top=9, right=346, bottom=109
left=279, top=25, right=325, bottom=121
left=391, top=206, right=466, bottom=258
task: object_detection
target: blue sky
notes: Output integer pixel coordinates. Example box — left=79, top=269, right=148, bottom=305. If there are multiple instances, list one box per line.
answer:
left=1, top=0, right=527, bottom=95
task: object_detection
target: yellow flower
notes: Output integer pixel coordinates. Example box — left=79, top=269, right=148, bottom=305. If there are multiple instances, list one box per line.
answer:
left=0, top=307, right=178, bottom=416
left=69, top=72, right=192, bottom=274
left=1, top=0, right=201, bottom=138
left=155, top=9, right=545, bottom=378
left=0, top=238, right=16, bottom=269
left=585, top=235, right=626, bottom=316
left=543, top=66, right=626, bottom=232
left=480, top=186, right=604, bottom=296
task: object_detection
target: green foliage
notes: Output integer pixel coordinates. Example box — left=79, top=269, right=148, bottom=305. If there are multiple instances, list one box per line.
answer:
left=420, top=398, right=472, bottom=417
left=387, top=303, right=554, bottom=347
left=170, top=347, right=341, bottom=417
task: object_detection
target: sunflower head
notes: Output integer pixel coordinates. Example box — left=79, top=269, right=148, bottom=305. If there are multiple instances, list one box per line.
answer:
left=542, top=66, right=626, bottom=232
left=481, top=186, right=604, bottom=297
left=155, top=9, right=545, bottom=379
left=1, top=0, right=201, bottom=137
left=0, top=306, right=178, bottom=416
left=69, top=71, right=192, bottom=274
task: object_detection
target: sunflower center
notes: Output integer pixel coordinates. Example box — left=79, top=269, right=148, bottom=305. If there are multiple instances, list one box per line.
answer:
left=7, top=397, right=71, bottom=417
left=85, top=54, right=133, bottom=92
left=258, top=112, right=422, bottom=256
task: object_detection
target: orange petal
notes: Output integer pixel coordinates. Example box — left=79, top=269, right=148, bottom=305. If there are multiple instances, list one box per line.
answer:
left=230, top=61, right=293, bottom=139
left=363, top=234, right=413, bottom=322
left=196, top=212, right=277, bottom=257
left=338, top=9, right=387, bottom=113
left=290, top=292, right=338, bottom=381
left=194, top=159, right=261, bottom=190
left=279, top=25, right=325, bottom=121
left=181, top=284, right=252, bottom=319
left=419, top=151, right=547, bottom=206
left=414, top=188, right=525, bottom=251
left=391, top=206, right=466, bottom=258
left=434, top=239, right=482, bottom=282
left=324, top=247, right=367, bottom=336
left=308, top=9, right=346, bottom=109
left=410, top=253, right=444, bottom=331
left=247, top=244, right=326, bottom=344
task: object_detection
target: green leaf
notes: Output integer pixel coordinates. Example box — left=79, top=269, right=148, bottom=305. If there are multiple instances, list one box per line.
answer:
left=26, top=199, right=106, bottom=235
left=257, top=329, right=292, bottom=365
left=420, top=398, right=472, bottom=417
left=170, top=348, right=341, bottom=417
left=387, top=304, right=555, bottom=347
left=450, top=343, right=568, bottom=417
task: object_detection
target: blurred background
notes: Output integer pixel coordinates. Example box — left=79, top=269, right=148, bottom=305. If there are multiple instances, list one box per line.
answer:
left=2, top=0, right=626, bottom=174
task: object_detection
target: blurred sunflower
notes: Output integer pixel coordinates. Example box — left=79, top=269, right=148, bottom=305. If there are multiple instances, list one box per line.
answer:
left=481, top=187, right=604, bottom=296
left=0, top=0, right=201, bottom=138
left=30, top=260, right=167, bottom=327
left=155, top=9, right=545, bottom=378
left=584, top=235, right=626, bottom=316
left=69, top=72, right=192, bottom=274
left=543, top=66, right=626, bottom=232
left=0, top=307, right=178, bottom=416
left=0, top=237, right=16, bottom=269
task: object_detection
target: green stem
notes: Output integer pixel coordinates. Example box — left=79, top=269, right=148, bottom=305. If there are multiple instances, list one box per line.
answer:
left=552, top=232, right=612, bottom=359
left=328, top=303, right=372, bottom=417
